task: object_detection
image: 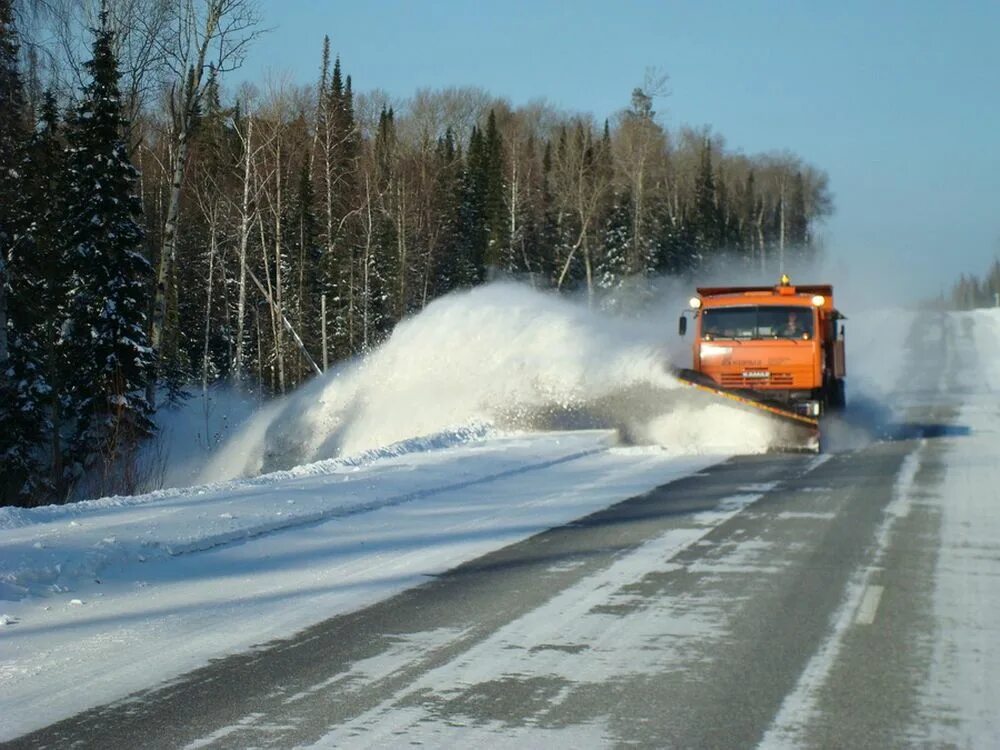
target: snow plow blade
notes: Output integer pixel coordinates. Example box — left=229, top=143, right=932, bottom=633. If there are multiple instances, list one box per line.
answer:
left=672, top=368, right=821, bottom=453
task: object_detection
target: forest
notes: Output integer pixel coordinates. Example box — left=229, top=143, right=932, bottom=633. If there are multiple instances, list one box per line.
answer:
left=0, top=0, right=833, bottom=506
left=950, top=260, right=1000, bottom=310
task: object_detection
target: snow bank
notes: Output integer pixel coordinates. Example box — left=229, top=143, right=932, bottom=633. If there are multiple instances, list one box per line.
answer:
left=0, top=432, right=606, bottom=601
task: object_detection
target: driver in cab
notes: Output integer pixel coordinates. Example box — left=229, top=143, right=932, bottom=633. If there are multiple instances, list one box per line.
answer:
left=781, top=311, right=809, bottom=339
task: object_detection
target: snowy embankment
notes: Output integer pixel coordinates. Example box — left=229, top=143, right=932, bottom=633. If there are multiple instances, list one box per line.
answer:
left=0, top=426, right=496, bottom=601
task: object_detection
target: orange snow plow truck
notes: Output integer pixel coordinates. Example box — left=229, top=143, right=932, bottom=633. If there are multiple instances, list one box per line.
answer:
left=676, top=275, right=846, bottom=452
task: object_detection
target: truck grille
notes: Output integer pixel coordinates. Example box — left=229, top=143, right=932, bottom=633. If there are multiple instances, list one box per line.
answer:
left=720, top=372, right=794, bottom=388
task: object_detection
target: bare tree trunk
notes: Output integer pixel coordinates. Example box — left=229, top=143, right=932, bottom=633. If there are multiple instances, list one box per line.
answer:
left=202, top=222, right=217, bottom=397
left=396, top=182, right=406, bottom=319
left=254, top=304, right=263, bottom=391
left=778, top=186, right=785, bottom=274
left=756, top=204, right=766, bottom=274
left=257, top=212, right=280, bottom=392
left=200, top=222, right=217, bottom=454
left=320, top=293, right=328, bottom=371
left=556, top=224, right=588, bottom=290
left=150, top=131, right=189, bottom=353
left=631, top=159, right=645, bottom=273
left=348, top=244, right=356, bottom=353
left=149, top=0, right=262, bottom=398
left=234, top=114, right=254, bottom=384
left=319, top=86, right=337, bottom=362
left=218, top=245, right=232, bottom=372
left=243, top=266, right=321, bottom=377
left=296, top=182, right=306, bottom=383
left=362, top=173, right=373, bottom=352
left=272, top=139, right=285, bottom=394
left=509, top=156, right=518, bottom=269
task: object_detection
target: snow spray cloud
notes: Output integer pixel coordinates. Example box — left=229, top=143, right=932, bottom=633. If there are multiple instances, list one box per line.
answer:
left=202, top=282, right=782, bottom=480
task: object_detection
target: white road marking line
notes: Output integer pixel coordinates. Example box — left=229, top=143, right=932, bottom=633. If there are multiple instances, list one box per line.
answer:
left=802, top=453, right=833, bottom=474
left=854, top=585, right=885, bottom=625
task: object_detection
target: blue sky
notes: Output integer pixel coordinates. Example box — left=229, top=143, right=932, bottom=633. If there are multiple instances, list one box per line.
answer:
left=246, top=0, right=1000, bottom=299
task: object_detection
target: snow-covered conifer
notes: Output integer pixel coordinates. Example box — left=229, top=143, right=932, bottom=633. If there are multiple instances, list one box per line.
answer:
left=61, top=8, right=154, bottom=483
left=597, top=190, right=631, bottom=292
left=0, top=0, right=24, bottom=368
left=0, top=0, right=48, bottom=506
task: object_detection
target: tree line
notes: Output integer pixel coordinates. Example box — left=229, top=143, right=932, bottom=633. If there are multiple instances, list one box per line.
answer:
left=950, top=259, right=1000, bottom=310
left=1, top=0, right=833, bottom=507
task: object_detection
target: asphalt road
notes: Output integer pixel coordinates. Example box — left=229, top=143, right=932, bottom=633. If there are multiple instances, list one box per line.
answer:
left=7, top=313, right=969, bottom=749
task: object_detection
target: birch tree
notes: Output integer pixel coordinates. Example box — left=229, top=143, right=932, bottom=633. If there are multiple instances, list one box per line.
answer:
left=614, top=72, right=669, bottom=275
left=551, top=119, right=612, bottom=297
left=148, top=0, right=262, bottom=403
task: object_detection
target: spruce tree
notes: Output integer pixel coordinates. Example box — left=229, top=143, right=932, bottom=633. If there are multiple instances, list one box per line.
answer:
left=455, top=125, right=487, bottom=286
left=428, top=127, right=462, bottom=297
left=0, top=0, right=44, bottom=506
left=61, top=9, right=154, bottom=487
left=322, top=62, right=361, bottom=358
left=374, top=105, right=398, bottom=325
left=534, top=140, right=561, bottom=284
left=597, top=189, right=631, bottom=293
left=290, top=157, right=321, bottom=377
left=481, top=110, right=508, bottom=272
left=4, top=93, right=70, bottom=505
left=692, top=139, right=723, bottom=264
left=0, top=0, right=24, bottom=371
left=26, top=94, right=69, bottom=499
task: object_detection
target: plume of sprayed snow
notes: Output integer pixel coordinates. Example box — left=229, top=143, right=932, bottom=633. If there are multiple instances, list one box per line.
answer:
left=201, top=282, right=783, bottom=481
left=636, top=403, right=782, bottom=454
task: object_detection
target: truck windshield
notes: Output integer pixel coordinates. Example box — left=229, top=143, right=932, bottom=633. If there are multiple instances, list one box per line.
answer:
left=701, top=306, right=814, bottom=340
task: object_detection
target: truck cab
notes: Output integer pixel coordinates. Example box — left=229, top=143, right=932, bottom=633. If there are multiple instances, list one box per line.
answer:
left=679, top=276, right=846, bottom=417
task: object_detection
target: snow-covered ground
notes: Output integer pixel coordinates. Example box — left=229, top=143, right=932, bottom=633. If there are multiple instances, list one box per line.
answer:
left=0, top=432, right=724, bottom=740
left=0, top=283, right=934, bottom=742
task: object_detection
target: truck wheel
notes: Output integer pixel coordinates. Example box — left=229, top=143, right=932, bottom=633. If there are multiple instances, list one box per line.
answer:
left=826, top=378, right=846, bottom=410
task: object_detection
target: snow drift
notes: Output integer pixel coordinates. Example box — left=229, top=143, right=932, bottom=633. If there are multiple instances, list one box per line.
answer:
left=202, top=283, right=781, bottom=482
